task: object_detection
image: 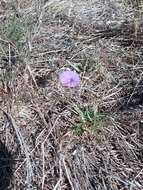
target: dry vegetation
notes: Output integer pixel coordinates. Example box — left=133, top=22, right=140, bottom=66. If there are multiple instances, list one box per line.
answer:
left=0, top=0, right=143, bottom=189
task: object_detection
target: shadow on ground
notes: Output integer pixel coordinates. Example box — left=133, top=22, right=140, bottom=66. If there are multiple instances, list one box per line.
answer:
left=0, top=140, right=14, bottom=190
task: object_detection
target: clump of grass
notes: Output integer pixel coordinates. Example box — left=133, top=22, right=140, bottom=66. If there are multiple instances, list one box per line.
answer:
left=2, top=17, right=24, bottom=47
left=125, top=0, right=143, bottom=6
left=72, top=123, right=85, bottom=136
left=71, top=105, right=106, bottom=135
left=68, top=56, right=99, bottom=75
left=0, top=16, right=26, bottom=84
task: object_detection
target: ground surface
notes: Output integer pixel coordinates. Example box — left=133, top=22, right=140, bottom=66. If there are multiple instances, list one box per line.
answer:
left=0, top=0, right=143, bottom=190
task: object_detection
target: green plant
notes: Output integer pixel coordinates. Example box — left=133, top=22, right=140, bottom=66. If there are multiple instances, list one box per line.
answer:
left=68, top=57, right=99, bottom=74
left=71, top=123, right=85, bottom=136
left=71, top=106, right=106, bottom=136
left=4, top=18, right=24, bottom=45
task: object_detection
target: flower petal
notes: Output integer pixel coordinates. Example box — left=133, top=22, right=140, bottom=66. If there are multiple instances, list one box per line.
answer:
left=59, top=70, right=80, bottom=87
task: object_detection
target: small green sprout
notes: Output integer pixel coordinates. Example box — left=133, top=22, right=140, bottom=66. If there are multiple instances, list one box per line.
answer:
left=71, top=105, right=106, bottom=136
left=72, top=123, right=85, bottom=136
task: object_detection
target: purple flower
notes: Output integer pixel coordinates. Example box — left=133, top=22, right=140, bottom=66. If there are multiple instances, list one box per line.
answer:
left=59, top=70, right=80, bottom=87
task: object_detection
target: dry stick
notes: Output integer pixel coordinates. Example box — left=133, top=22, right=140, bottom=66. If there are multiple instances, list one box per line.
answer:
left=53, top=179, right=61, bottom=190
left=53, top=145, right=63, bottom=190
left=127, top=71, right=143, bottom=105
left=26, top=64, right=39, bottom=90
left=41, top=143, right=45, bottom=190
left=53, top=162, right=62, bottom=190
left=63, top=156, right=75, bottom=190
left=8, top=44, right=11, bottom=67
left=1, top=110, right=33, bottom=190
left=130, top=169, right=143, bottom=190
left=81, top=147, right=91, bottom=189
left=31, top=105, right=50, bottom=145
left=54, top=150, right=66, bottom=190
left=15, top=116, right=60, bottom=173
left=11, top=120, right=33, bottom=188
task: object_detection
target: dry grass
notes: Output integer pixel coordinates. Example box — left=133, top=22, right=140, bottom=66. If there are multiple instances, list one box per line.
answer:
left=0, top=0, right=143, bottom=189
